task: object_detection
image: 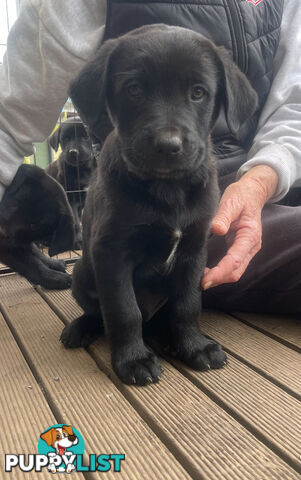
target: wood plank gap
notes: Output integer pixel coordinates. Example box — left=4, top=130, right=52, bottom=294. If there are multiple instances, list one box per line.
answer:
left=0, top=269, right=14, bottom=276
left=228, top=313, right=301, bottom=353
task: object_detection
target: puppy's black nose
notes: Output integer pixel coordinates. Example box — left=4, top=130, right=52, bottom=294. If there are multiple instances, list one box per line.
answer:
left=68, top=149, right=79, bottom=161
left=153, top=131, right=183, bottom=155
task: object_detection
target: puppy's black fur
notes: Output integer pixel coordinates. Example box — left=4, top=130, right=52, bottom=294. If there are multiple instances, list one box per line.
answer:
left=47, top=117, right=96, bottom=248
left=0, top=164, right=74, bottom=289
left=61, top=25, right=258, bottom=385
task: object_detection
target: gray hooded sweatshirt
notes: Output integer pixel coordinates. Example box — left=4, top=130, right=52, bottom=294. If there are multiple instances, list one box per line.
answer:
left=0, top=0, right=300, bottom=203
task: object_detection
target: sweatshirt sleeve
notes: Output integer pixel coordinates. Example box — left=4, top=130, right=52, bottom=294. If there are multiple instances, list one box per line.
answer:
left=237, top=0, right=301, bottom=203
left=0, top=0, right=106, bottom=200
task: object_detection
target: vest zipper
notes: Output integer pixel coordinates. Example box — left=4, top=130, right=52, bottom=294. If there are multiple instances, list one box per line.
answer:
left=226, top=0, right=247, bottom=73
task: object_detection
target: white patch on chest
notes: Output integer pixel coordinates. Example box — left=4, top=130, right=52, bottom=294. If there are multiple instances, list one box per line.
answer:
left=164, top=229, right=182, bottom=273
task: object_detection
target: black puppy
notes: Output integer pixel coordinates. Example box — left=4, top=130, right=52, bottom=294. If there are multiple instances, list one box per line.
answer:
left=0, top=164, right=74, bottom=289
left=61, top=25, right=257, bottom=385
left=47, top=117, right=96, bottom=248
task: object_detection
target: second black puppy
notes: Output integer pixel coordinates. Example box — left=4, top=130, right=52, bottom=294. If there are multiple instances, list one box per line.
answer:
left=47, top=117, right=96, bottom=248
left=0, top=164, right=74, bottom=289
left=61, top=25, right=257, bottom=385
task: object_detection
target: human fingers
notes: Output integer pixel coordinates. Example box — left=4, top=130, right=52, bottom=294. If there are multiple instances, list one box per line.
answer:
left=211, top=188, right=243, bottom=236
left=202, top=222, right=262, bottom=289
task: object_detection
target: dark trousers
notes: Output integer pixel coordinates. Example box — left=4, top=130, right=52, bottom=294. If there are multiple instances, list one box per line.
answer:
left=203, top=203, right=301, bottom=314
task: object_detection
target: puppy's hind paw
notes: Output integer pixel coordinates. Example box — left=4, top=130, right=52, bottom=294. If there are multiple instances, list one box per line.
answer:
left=113, top=349, right=162, bottom=386
left=60, top=314, right=103, bottom=348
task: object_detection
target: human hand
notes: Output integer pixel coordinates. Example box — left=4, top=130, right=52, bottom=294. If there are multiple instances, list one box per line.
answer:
left=201, top=165, right=278, bottom=289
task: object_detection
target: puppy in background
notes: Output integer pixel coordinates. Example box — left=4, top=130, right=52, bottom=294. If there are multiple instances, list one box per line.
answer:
left=61, top=25, right=257, bottom=385
left=46, top=117, right=96, bottom=248
left=0, top=164, right=74, bottom=289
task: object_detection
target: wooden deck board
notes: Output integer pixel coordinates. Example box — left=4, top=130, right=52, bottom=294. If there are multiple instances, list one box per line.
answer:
left=0, top=274, right=190, bottom=480
left=172, top=354, right=301, bottom=470
left=1, top=268, right=300, bottom=479
left=0, top=312, right=84, bottom=479
left=232, top=312, right=301, bottom=350
left=198, top=311, right=301, bottom=399
left=38, top=285, right=301, bottom=479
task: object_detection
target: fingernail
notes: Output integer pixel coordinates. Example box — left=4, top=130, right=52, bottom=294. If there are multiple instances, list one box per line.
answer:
left=214, top=220, right=224, bottom=227
left=213, top=221, right=227, bottom=234
left=203, top=281, right=213, bottom=291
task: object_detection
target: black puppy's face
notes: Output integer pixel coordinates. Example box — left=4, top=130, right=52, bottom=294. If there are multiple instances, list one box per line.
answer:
left=107, top=35, right=219, bottom=179
left=70, top=25, right=258, bottom=180
left=49, top=121, right=93, bottom=168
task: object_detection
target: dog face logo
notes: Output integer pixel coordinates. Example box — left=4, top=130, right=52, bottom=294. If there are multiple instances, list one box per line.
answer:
left=41, top=425, right=78, bottom=456
left=39, top=424, right=84, bottom=473
left=246, top=0, right=264, bottom=5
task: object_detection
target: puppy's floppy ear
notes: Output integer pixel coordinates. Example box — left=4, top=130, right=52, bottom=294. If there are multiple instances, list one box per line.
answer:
left=1, top=164, right=33, bottom=199
left=63, top=425, right=74, bottom=436
left=40, top=428, right=56, bottom=446
left=48, top=127, right=61, bottom=151
left=49, top=213, right=75, bottom=257
left=216, top=46, right=258, bottom=135
left=0, top=165, right=39, bottom=223
left=0, top=170, right=23, bottom=224
left=69, top=38, right=118, bottom=134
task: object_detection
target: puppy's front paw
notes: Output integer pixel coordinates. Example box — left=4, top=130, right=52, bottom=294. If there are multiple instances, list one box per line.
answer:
left=173, top=332, right=227, bottom=370
left=40, top=271, right=72, bottom=290
left=73, top=239, right=83, bottom=250
left=73, top=232, right=83, bottom=250
left=113, top=349, right=162, bottom=386
left=48, top=258, right=67, bottom=272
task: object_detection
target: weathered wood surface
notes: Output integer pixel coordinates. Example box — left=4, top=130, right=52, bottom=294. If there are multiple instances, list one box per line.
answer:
left=0, top=270, right=300, bottom=479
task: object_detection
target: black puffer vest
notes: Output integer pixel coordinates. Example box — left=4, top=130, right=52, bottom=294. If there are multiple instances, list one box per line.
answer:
left=103, top=0, right=284, bottom=176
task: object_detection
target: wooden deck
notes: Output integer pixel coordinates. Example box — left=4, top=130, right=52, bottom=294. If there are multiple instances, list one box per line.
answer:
left=0, top=264, right=300, bottom=479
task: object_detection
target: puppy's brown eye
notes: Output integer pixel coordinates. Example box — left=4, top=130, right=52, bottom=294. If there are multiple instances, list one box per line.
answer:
left=127, top=83, right=143, bottom=97
left=191, top=85, right=205, bottom=101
